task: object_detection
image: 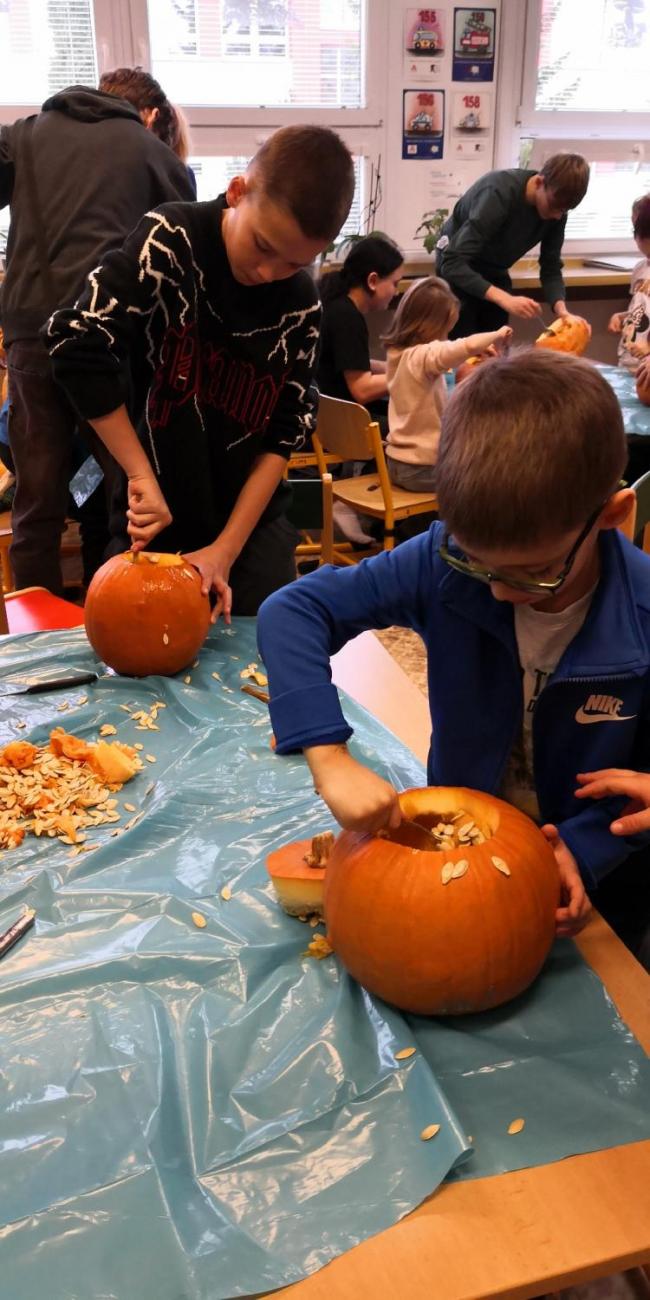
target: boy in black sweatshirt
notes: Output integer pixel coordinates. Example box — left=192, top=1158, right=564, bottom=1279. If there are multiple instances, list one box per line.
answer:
left=436, top=153, right=590, bottom=336
left=46, top=126, right=355, bottom=617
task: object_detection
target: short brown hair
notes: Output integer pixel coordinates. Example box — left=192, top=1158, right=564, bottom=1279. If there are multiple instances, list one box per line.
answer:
left=539, top=153, right=590, bottom=209
left=632, top=194, right=650, bottom=240
left=249, top=126, right=354, bottom=242
left=99, top=66, right=178, bottom=153
left=436, top=350, right=626, bottom=548
left=382, top=275, right=458, bottom=350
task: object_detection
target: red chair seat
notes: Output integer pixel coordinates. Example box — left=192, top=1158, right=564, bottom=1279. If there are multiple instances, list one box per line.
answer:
left=4, top=588, right=86, bottom=635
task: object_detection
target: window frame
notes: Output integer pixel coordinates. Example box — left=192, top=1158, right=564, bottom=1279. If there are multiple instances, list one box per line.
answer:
left=519, top=0, right=650, bottom=139
left=128, top=0, right=387, bottom=126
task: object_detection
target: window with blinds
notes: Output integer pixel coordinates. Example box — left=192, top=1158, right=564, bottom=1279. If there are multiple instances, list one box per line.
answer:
left=147, top=0, right=365, bottom=109
left=564, top=160, right=650, bottom=243
left=533, top=0, right=650, bottom=114
left=190, top=152, right=363, bottom=238
left=0, top=0, right=97, bottom=105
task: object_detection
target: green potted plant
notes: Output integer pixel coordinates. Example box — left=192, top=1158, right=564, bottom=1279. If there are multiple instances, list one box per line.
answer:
left=414, top=207, right=449, bottom=256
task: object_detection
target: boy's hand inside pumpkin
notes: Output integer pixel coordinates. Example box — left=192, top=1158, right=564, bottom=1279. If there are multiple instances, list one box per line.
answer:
left=305, top=745, right=401, bottom=833
left=541, top=823, right=592, bottom=938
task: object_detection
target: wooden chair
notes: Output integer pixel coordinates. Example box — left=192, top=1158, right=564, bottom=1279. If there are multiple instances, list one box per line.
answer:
left=630, top=469, right=650, bottom=551
left=286, top=472, right=334, bottom=571
left=311, top=394, right=438, bottom=565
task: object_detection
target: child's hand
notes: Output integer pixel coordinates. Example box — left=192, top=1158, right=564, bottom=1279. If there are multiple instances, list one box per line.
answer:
left=305, top=744, right=401, bottom=832
left=127, top=473, right=172, bottom=550
left=576, top=768, right=650, bottom=836
left=541, top=823, right=592, bottom=938
left=608, top=311, right=625, bottom=334
left=183, top=540, right=233, bottom=624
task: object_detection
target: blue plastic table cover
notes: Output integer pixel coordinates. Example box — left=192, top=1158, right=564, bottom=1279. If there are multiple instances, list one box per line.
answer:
left=597, top=362, right=650, bottom=438
left=0, top=620, right=649, bottom=1300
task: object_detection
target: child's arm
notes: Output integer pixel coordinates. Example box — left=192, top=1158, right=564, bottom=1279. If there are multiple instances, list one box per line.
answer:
left=575, top=768, right=650, bottom=835
left=183, top=451, right=287, bottom=622
left=419, top=326, right=511, bottom=376
left=608, top=312, right=626, bottom=334
left=45, top=212, right=174, bottom=545
left=538, top=218, right=568, bottom=312
left=90, top=405, right=171, bottom=548
left=305, top=743, right=402, bottom=832
left=258, top=531, right=437, bottom=830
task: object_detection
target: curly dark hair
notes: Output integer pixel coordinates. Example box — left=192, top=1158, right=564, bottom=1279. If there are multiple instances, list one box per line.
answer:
left=98, top=66, right=178, bottom=153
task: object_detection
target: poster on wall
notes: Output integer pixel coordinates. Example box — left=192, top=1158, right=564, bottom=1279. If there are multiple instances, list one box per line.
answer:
left=452, top=8, right=496, bottom=81
left=402, top=89, right=445, bottom=160
left=450, top=88, right=492, bottom=155
left=403, top=7, right=446, bottom=80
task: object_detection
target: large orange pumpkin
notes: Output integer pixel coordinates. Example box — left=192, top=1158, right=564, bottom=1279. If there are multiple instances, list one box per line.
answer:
left=324, top=787, right=559, bottom=1015
left=636, top=367, right=650, bottom=406
left=84, top=551, right=210, bottom=676
left=535, top=315, right=590, bottom=356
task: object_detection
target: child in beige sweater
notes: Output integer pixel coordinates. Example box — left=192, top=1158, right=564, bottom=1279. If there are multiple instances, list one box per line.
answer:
left=384, top=276, right=511, bottom=491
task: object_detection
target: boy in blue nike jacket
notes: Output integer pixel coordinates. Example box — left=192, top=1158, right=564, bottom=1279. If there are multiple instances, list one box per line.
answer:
left=258, top=350, right=650, bottom=956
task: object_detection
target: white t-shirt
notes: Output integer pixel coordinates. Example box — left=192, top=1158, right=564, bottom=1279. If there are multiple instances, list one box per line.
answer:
left=618, top=256, right=650, bottom=372
left=500, top=586, right=596, bottom=821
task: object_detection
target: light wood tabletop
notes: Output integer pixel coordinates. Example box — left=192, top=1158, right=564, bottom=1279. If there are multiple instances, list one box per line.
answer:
left=264, top=630, right=650, bottom=1300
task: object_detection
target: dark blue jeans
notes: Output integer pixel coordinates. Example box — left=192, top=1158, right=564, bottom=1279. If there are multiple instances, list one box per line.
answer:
left=7, top=338, right=127, bottom=594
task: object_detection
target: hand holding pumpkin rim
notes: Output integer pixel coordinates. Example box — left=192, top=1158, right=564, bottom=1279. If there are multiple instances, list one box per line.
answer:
left=306, top=743, right=590, bottom=938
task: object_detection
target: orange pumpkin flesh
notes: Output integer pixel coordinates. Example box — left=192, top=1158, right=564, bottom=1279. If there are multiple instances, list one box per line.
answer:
left=455, top=354, right=484, bottom=385
left=267, top=838, right=326, bottom=917
left=535, top=316, right=590, bottom=356
left=323, top=787, right=559, bottom=1016
left=84, top=551, right=210, bottom=677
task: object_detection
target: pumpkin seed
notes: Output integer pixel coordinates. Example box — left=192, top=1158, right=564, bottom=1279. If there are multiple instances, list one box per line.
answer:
left=395, top=1047, right=416, bottom=1061
left=451, top=859, right=469, bottom=879
left=491, top=856, right=511, bottom=877
left=123, top=803, right=136, bottom=813
left=191, top=911, right=207, bottom=928
left=420, top=1124, right=441, bottom=1141
left=183, top=676, right=191, bottom=685
left=145, top=755, right=156, bottom=763
left=441, top=862, right=455, bottom=885
left=162, top=633, right=169, bottom=645
left=99, top=724, right=117, bottom=736
left=508, top=1118, right=525, bottom=1135
left=220, top=885, right=232, bottom=901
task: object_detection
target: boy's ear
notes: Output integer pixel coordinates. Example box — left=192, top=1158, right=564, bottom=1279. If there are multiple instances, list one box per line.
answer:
left=226, top=174, right=248, bottom=208
left=599, top=487, right=636, bottom=531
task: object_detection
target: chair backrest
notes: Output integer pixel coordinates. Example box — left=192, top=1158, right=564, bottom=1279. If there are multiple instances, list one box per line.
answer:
left=631, top=469, right=650, bottom=552
left=618, top=490, right=637, bottom=542
left=314, top=393, right=377, bottom=463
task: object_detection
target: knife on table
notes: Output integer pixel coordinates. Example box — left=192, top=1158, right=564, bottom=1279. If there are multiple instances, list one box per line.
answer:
left=0, top=671, right=98, bottom=697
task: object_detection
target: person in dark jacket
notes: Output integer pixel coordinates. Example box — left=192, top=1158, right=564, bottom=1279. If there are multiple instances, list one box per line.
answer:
left=436, top=154, right=590, bottom=336
left=0, top=72, right=195, bottom=595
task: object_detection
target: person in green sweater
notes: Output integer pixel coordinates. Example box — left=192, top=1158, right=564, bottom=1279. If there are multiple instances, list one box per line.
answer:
left=436, top=153, right=590, bottom=336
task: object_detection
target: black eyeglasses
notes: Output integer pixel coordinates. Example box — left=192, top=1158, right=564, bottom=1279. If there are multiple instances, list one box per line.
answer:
left=438, top=504, right=604, bottom=596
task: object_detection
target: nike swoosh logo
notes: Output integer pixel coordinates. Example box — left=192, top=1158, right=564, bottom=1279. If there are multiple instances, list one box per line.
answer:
left=574, top=708, right=636, bottom=724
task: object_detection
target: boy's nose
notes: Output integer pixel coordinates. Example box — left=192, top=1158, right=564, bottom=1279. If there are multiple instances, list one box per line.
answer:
left=489, top=582, right=537, bottom=605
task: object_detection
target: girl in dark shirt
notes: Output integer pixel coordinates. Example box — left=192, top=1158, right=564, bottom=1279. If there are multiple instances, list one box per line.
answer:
left=317, top=235, right=404, bottom=418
